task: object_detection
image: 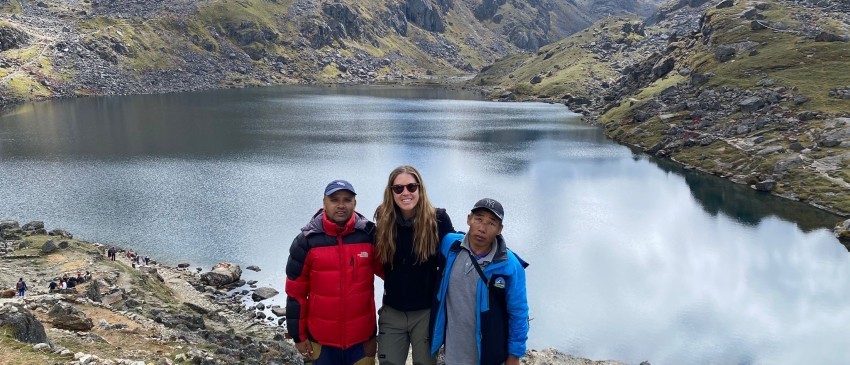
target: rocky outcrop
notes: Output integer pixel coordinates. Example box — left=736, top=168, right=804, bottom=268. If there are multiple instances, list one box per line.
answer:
left=0, top=303, right=48, bottom=344
left=0, top=22, right=28, bottom=51
left=200, top=262, right=242, bottom=288
left=405, top=0, right=446, bottom=33
left=48, top=303, right=95, bottom=331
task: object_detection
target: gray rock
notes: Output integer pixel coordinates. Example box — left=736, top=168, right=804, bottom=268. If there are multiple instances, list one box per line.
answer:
left=41, top=240, right=57, bottom=253
left=252, top=287, right=279, bottom=302
left=773, top=155, right=804, bottom=174
left=271, top=306, right=287, bottom=317
left=48, top=303, right=94, bottom=331
left=739, top=96, right=765, bottom=113
left=0, top=303, right=48, bottom=343
left=200, top=263, right=242, bottom=287
left=48, top=229, right=72, bottom=238
left=21, top=221, right=44, bottom=231
left=815, top=31, right=849, bottom=42
left=757, top=145, right=785, bottom=155
left=155, top=313, right=205, bottom=330
left=245, top=265, right=261, bottom=272
left=754, top=180, right=775, bottom=192
left=715, top=46, right=736, bottom=62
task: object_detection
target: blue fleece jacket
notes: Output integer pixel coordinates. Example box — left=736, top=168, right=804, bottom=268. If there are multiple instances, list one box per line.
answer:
left=430, top=232, right=529, bottom=365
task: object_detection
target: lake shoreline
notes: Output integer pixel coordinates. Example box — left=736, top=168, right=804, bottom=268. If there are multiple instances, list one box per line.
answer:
left=0, top=218, right=636, bottom=365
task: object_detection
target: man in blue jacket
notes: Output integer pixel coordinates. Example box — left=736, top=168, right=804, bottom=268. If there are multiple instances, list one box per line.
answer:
left=431, top=198, right=529, bottom=365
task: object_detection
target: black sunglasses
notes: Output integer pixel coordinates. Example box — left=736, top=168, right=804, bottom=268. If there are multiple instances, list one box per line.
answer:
left=391, top=183, right=420, bottom=194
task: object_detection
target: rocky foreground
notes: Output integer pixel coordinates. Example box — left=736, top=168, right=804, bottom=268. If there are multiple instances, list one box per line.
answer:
left=0, top=218, right=645, bottom=365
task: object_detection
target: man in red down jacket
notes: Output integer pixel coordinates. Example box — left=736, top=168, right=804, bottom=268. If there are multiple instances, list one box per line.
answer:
left=285, top=179, right=382, bottom=365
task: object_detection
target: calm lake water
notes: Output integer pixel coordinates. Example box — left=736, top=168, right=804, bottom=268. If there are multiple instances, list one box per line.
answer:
left=1, top=85, right=848, bottom=364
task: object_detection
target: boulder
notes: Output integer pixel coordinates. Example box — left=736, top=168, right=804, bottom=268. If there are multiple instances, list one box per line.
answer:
left=739, top=96, right=765, bottom=113
left=715, top=0, right=734, bottom=8
left=245, top=265, right=261, bottom=272
left=0, top=289, right=15, bottom=298
left=101, top=292, right=124, bottom=306
left=754, top=180, right=775, bottom=192
left=21, top=221, right=44, bottom=231
left=773, top=155, right=804, bottom=174
left=177, top=262, right=191, bottom=269
left=48, top=229, right=72, bottom=239
left=0, top=303, right=48, bottom=343
left=751, top=20, right=768, bottom=30
left=652, top=57, right=675, bottom=78
left=41, top=240, right=58, bottom=253
left=715, top=46, right=736, bottom=62
left=251, top=287, right=279, bottom=302
left=200, top=263, right=242, bottom=287
left=271, top=306, right=287, bottom=317
left=48, top=303, right=94, bottom=331
left=815, top=31, right=849, bottom=42
left=155, top=313, right=205, bottom=330
left=0, top=220, right=20, bottom=230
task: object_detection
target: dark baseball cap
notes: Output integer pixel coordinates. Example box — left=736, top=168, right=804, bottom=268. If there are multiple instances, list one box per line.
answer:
left=324, top=179, right=356, bottom=196
left=471, top=198, right=504, bottom=221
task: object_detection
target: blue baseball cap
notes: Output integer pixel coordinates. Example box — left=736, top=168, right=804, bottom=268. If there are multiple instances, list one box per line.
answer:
left=324, top=179, right=356, bottom=196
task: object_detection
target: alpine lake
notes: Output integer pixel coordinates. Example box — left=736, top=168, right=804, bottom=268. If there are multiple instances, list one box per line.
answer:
left=1, top=85, right=848, bottom=365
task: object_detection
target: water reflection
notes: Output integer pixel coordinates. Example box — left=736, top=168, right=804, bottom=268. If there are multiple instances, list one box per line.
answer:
left=1, top=86, right=849, bottom=365
left=646, top=153, right=843, bottom=233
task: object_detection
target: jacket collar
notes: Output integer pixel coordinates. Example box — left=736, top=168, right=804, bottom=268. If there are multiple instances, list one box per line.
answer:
left=450, top=233, right=509, bottom=264
left=302, top=209, right=369, bottom=237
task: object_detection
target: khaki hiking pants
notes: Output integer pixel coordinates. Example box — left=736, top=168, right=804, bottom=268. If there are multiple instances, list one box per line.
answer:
left=377, top=306, right=436, bottom=365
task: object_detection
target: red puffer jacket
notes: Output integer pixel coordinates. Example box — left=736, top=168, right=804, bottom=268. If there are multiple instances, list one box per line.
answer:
left=285, top=210, right=382, bottom=349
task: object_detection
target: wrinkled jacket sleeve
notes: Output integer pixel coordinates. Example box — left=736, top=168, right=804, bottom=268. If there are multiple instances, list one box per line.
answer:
left=285, top=233, right=311, bottom=342
left=507, top=256, right=529, bottom=358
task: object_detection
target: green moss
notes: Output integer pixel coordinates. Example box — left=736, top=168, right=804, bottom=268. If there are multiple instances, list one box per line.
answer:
left=691, top=1, right=850, bottom=114
left=6, top=75, right=50, bottom=98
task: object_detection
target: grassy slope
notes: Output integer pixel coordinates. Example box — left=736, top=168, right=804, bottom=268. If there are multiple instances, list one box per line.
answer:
left=474, top=0, right=850, bottom=215
left=473, top=16, right=637, bottom=97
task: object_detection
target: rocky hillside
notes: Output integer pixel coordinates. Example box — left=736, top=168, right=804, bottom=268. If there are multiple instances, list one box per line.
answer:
left=0, top=0, right=661, bottom=108
left=473, top=0, right=850, bottom=217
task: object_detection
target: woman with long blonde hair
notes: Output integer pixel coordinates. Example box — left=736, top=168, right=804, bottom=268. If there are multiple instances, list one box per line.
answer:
left=374, top=165, right=454, bottom=365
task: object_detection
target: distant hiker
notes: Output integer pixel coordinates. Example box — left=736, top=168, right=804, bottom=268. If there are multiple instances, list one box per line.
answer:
left=108, top=246, right=116, bottom=261
left=285, top=179, right=380, bottom=364
left=77, top=272, right=84, bottom=283
left=67, top=277, right=77, bottom=289
left=60, top=279, right=67, bottom=290
left=48, top=279, right=58, bottom=292
left=16, top=278, right=28, bottom=297
left=144, top=255, right=150, bottom=266
left=430, top=198, right=530, bottom=365
left=85, top=271, right=92, bottom=281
